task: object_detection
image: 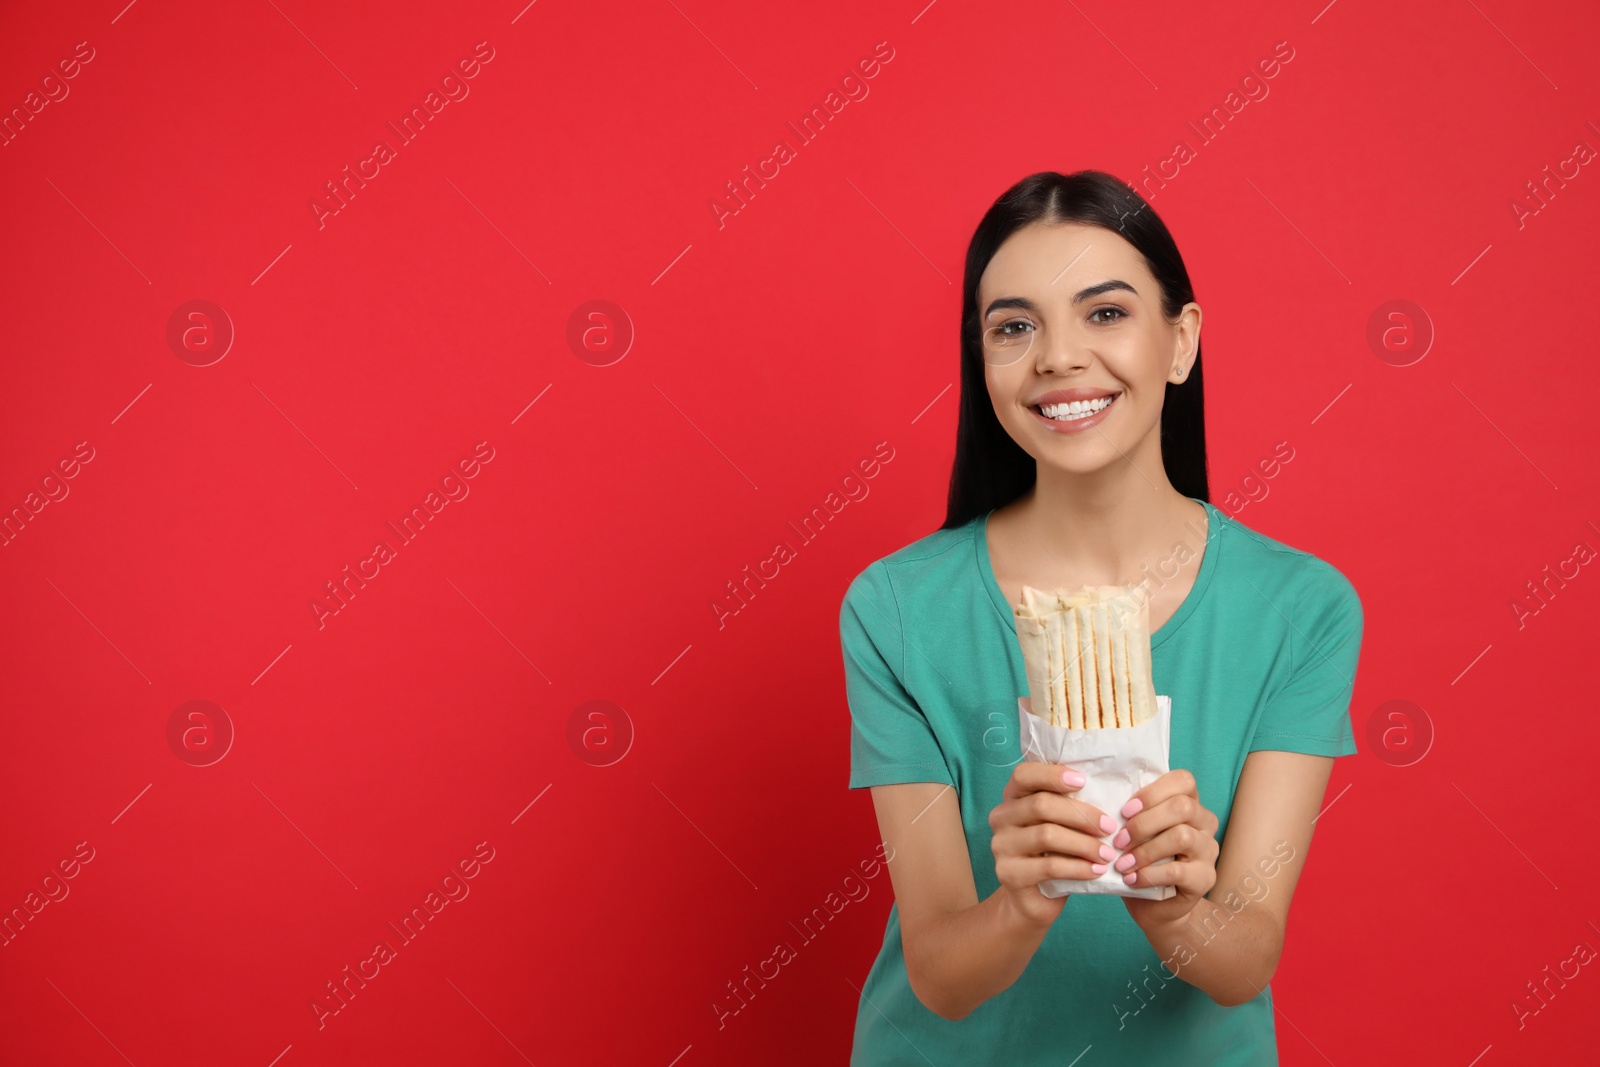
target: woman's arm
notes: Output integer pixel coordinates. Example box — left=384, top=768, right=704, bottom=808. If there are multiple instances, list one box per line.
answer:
left=869, top=764, right=1114, bottom=1020
left=868, top=782, right=1045, bottom=1021
left=1126, top=750, right=1336, bottom=1006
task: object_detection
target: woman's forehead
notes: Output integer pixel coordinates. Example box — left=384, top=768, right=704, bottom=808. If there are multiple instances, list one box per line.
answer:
left=979, top=223, right=1146, bottom=302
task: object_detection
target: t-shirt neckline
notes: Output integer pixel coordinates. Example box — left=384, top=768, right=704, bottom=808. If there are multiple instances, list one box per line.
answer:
left=974, top=496, right=1223, bottom=650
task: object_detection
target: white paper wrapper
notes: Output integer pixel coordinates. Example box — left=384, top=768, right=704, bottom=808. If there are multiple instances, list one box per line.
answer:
left=1016, top=693, right=1177, bottom=900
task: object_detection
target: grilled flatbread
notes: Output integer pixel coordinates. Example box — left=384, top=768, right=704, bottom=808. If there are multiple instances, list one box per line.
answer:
left=1015, top=581, right=1158, bottom=728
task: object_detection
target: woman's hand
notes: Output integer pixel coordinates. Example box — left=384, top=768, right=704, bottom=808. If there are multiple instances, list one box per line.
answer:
left=1114, top=768, right=1221, bottom=931
left=988, top=761, right=1117, bottom=928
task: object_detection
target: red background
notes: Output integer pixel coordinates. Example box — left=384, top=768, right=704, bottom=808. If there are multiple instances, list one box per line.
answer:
left=2, top=0, right=1597, bottom=1063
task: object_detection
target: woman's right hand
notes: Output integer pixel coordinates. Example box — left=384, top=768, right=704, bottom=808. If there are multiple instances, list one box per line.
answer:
left=988, top=762, right=1116, bottom=927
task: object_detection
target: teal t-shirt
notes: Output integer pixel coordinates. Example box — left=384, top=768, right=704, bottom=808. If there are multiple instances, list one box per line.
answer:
left=839, top=497, right=1361, bottom=1065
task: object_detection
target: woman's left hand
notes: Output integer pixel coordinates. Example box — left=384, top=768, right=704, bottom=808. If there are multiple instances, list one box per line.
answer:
left=1114, top=768, right=1221, bottom=931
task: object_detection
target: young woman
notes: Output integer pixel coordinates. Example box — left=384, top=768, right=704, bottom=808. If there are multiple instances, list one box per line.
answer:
left=839, top=170, right=1363, bottom=1064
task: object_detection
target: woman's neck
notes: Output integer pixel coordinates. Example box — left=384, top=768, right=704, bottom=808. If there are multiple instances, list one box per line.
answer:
left=1004, top=464, right=1201, bottom=587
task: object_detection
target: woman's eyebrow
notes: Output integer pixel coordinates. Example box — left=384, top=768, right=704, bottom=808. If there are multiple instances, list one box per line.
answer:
left=982, top=296, right=1037, bottom=318
left=1068, top=279, right=1138, bottom=303
left=983, top=280, right=1139, bottom=318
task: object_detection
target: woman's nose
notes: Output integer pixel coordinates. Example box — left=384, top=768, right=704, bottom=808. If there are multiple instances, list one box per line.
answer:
left=1033, top=326, right=1090, bottom=372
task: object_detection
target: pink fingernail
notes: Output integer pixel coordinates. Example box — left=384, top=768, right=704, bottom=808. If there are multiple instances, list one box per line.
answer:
left=1091, top=863, right=1108, bottom=874
left=1112, top=828, right=1130, bottom=849
left=1062, top=769, right=1086, bottom=788
left=1099, top=814, right=1116, bottom=835
left=1122, top=798, right=1143, bottom=818
left=1114, top=852, right=1136, bottom=872
left=1123, top=872, right=1137, bottom=885
left=1099, top=844, right=1116, bottom=862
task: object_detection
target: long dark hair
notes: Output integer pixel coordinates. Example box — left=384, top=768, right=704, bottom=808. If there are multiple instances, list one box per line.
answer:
left=941, top=170, right=1208, bottom=530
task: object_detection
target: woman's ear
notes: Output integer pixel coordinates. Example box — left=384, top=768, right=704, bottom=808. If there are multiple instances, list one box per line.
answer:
left=1168, top=302, right=1201, bottom=382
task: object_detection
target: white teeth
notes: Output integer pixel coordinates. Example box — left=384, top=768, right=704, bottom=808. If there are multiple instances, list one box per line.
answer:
left=1039, top=395, right=1114, bottom=421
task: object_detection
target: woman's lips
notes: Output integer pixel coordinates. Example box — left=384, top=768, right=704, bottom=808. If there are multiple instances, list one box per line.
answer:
left=1030, top=394, right=1118, bottom=433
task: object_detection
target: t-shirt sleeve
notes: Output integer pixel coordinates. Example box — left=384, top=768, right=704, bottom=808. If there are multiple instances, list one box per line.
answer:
left=1247, top=560, right=1363, bottom=757
left=840, top=560, right=955, bottom=789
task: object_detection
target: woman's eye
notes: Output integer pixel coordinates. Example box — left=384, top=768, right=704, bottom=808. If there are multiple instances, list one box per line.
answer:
left=1000, top=320, right=1035, bottom=337
left=1089, top=307, right=1127, bottom=324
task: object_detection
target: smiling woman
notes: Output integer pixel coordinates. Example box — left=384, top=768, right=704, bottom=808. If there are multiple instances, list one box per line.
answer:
left=839, top=171, right=1364, bottom=1065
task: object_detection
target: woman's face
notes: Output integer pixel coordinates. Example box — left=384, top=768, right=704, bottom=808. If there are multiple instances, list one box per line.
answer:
left=976, top=220, right=1199, bottom=478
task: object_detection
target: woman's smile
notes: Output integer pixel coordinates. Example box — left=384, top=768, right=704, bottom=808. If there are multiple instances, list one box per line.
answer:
left=1028, top=391, right=1122, bottom=433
